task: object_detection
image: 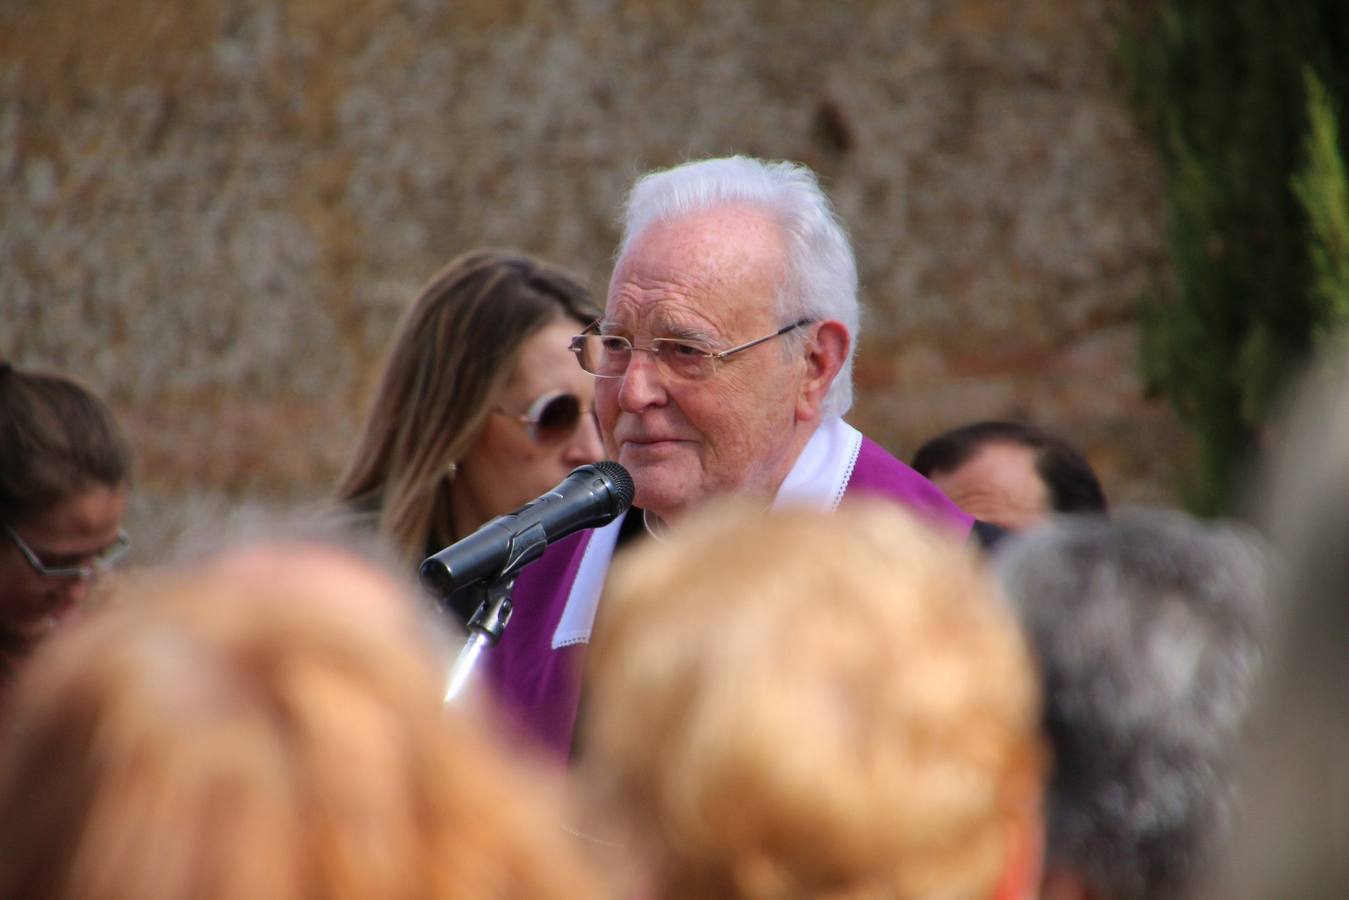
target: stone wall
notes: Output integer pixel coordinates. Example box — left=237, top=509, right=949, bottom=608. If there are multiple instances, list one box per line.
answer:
left=1, top=0, right=1182, bottom=557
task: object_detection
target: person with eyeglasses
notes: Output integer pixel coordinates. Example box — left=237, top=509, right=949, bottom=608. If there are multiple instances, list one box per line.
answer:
left=0, top=361, right=132, bottom=695
left=482, top=157, right=977, bottom=761
left=334, top=250, right=604, bottom=623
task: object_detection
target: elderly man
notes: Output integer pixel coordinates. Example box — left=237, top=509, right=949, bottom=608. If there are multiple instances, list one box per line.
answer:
left=484, top=156, right=973, bottom=757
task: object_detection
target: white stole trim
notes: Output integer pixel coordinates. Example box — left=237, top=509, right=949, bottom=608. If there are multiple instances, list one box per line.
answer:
left=772, top=416, right=861, bottom=513
left=550, top=416, right=860, bottom=649
left=551, top=513, right=626, bottom=649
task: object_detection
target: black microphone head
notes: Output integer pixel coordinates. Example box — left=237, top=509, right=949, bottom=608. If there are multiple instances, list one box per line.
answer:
left=419, top=557, right=454, bottom=598
left=593, top=460, right=635, bottom=513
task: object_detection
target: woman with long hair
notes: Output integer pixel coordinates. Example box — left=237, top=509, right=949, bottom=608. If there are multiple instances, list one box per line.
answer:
left=334, top=250, right=603, bottom=616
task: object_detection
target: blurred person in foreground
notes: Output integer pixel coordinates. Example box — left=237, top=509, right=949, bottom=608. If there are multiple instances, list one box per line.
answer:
left=487, top=156, right=977, bottom=758
left=0, top=538, right=605, bottom=900
left=0, top=361, right=132, bottom=697
left=912, top=420, right=1107, bottom=534
left=334, top=249, right=604, bottom=621
left=1192, top=352, right=1349, bottom=900
left=581, top=501, right=1044, bottom=900
left=996, top=510, right=1266, bottom=900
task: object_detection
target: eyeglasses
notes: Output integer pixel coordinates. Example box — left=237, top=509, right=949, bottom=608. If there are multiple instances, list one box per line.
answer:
left=2, top=522, right=131, bottom=581
left=570, top=318, right=814, bottom=381
left=495, top=391, right=589, bottom=444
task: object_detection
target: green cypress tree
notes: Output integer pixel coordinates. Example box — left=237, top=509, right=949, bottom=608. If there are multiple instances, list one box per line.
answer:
left=1293, top=69, right=1349, bottom=346
left=1121, top=2, right=1349, bottom=514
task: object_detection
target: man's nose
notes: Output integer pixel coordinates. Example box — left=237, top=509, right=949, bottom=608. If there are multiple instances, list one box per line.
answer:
left=53, top=576, right=93, bottom=606
left=616, top=350, right=668, bottom=413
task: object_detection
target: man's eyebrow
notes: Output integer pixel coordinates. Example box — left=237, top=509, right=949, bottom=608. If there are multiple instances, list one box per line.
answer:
left=598, top=318, right=718, bottom=344
left=659, top=322, right=717, bottom=344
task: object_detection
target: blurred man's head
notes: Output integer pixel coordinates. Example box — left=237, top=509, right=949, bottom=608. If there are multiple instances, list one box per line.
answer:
left=912, top=420, right=1106, bottom=531
left=583, top=157, right=856, bottom=522
left=584, top=501, right=1044, bottom=900
left=1200, top=351, right=1349, bottom=900
left=997, top=510, right=1266, bottom=900
left=0, top=539, right=603, bottom=900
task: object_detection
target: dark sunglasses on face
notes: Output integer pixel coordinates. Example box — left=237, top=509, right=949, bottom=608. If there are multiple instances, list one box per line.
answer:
left=496, top=391, right=587, bottom=445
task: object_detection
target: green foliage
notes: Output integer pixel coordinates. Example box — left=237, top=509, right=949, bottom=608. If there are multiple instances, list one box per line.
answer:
left=1293, top=69, right=1349, bottom=346
left=1121, top=1, right=1349, bottom=514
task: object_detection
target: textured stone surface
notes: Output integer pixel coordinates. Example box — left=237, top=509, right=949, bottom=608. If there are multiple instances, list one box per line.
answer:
left=1, top=0, right=1183, bottom=559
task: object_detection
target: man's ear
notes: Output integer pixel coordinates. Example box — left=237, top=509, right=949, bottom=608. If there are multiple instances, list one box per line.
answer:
left=796, top=321, right=849, bottom=421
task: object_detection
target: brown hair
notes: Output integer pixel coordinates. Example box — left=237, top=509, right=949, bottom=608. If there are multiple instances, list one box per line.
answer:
left=334, top=250, right=599, bottom=564
left=0, top=363, right=131, bottom=525
left=583, top=501, right=1044, bottom=900
left=0, top=543, right=605, bottom=900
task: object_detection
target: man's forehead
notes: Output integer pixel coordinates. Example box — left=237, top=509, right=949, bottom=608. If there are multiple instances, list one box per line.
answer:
left=620, top=202, right=786, bottom=271
left=607, top=204, right=786, bottom=331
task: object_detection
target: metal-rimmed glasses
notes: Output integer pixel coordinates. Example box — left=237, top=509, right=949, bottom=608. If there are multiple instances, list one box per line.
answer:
left=494, top=390, right=589, bottom=445
left=570, top=318, right=814, bottom=381
left=2, top=522, right=130, bottom=581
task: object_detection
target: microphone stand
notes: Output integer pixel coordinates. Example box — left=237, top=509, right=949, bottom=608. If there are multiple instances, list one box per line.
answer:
left=422, top=462, right=635, bottom=705
left=444, top=575, right=516, bottom=703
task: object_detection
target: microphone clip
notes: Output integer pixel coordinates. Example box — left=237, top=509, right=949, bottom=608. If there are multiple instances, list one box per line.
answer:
left=444, top=573, right=516, bottom=703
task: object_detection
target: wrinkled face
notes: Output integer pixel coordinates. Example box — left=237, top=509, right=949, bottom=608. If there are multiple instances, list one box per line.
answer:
left=928, top=442, right=1050, bottom=531
left=455, top=318, right=605, bottom=531
left=0, top=483, right=127, bottom=646
left=596, top=205, right=809, bottom=522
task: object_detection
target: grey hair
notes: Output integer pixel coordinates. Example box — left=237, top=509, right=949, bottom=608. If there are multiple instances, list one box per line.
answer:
left=616, top=156, right=859, bottom=419
left=995, top=509, right=1268, bottom=900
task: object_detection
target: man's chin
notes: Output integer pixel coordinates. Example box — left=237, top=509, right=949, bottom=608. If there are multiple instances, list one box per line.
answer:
left=627, top=468, right=698, bottom=519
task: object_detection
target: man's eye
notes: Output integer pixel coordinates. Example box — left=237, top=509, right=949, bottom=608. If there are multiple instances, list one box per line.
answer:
left=38, top=554, right=85, bottom=568
left=599, top=337, right=630, bottom=352
left=664, top=341, right=707, bottom=358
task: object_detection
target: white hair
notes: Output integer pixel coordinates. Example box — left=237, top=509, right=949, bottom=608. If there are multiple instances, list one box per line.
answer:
left=616, top=156, right=860, bottom=419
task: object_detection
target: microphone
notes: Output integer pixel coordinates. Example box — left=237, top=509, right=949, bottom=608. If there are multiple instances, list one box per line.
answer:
left=419, top=461, right=635, bottom=597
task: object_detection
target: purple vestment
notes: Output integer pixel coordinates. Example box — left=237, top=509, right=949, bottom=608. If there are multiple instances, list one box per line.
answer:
left=482, top=434, right=971, bottom=760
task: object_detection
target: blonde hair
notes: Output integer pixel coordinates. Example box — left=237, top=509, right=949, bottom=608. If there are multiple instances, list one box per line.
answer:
left=583, top=501, right=1043, bottom=900
left=0, top=544, right=604, bottom=900
left=334, top=249, right=599, bottom=565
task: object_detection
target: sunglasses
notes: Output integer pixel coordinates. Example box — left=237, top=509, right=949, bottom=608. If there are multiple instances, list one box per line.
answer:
left=3, top=522, right=131, bottom=581
left=495, top=391, right=589, bottom=444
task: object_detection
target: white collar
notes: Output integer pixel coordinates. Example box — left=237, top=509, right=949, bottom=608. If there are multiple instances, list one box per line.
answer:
left=551, top=514, right=626, bottom=648
left=551, top=417, right=861, bottom=649
left=772, top=416, right=862, bottom=513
